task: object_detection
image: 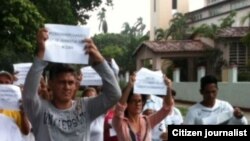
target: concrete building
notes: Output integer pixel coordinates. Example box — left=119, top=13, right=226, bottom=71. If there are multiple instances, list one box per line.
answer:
left=187, top=0, right=250, bottom=27
left=150, top=0, right=190, bottom=40
left=137, top=0, right=250, bottom=81
left=187, top=0, right=250, bottom=76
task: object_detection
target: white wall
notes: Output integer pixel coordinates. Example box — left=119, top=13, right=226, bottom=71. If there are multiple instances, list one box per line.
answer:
left=189, top=0, right=206, bottom=11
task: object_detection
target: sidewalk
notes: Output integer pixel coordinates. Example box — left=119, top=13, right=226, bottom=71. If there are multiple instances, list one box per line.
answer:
left=175, top=101, right=250, bottom=124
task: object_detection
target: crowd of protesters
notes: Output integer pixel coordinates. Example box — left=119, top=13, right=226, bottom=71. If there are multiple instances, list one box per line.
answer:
left=0, top=27, right=248, bottom=141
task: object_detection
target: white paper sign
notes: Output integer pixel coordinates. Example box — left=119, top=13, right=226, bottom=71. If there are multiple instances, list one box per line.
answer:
left=80, top=66, right=103, bottom=86
left=0, top=85, right=22, bottom=111
left=44, top=24, right=90, bottom=64
left=134, top=68, right=167, bottom=95
left=13, top=63, right=32, bottom=86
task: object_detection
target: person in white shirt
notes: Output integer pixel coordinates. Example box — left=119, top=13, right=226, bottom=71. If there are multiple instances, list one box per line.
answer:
left=81, top=87, right=105, bottom=141
left=164, top=89, right=183, bottom=126
left=143, top=90, right=183, bottom=141
left=184, top=75, right=248, bottom=125
left=143, top=92, right=183, bottom=141
left=143, top=95, right=166, bottom=141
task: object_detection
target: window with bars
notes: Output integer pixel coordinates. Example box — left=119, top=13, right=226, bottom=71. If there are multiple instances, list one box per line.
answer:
left=229, top=42, right=250, bottom=72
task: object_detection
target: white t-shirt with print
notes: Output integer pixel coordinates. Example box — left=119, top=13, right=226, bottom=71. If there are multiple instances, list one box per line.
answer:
left=184, top=99, right=248, bottom=125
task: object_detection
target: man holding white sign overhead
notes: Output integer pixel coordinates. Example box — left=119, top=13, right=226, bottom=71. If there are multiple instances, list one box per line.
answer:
left=22, top=26, right=121, bottom=141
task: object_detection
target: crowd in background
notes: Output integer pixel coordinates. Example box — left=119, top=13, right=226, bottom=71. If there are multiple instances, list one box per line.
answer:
left=0, top=28, right=248, bottom=141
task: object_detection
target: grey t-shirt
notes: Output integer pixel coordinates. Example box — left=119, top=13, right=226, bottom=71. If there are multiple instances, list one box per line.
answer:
left=23, top=58, right=121, bottom=141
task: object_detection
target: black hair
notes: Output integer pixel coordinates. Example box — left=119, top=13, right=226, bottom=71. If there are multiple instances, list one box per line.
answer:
left=171, top=89, right=176, bottom=96
left=123, top=87, right=147, bottom=117
left=48, top=63, right=77, bottom=80
left=200, top=75, right=218, bottom=90
left=81, top=87, right=97, bottom=97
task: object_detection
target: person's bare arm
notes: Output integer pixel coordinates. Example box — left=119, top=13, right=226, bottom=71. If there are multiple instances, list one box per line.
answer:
left=20, top=107, right=31, bottom=135
left=119, top=72, right=136, bottom=105
left=149, top=76, right=174, bottom=128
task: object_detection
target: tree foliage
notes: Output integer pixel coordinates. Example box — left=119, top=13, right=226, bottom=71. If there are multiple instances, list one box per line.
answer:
left=97, top=8, right=108, bottom=33
left=240, top=12, right=250, bottom=47
left=155, top=12, right=190, bottom=40
left=30, top=0, right=76, bottom=24
left=167, top=12, right=189, bottom=40
left=0, top=0, right=44, bottom=65
left=192, top=11, right=237, bottom=75
left=30, top=0, right=113, bottom=24
left=93, top=18, right=149, bottom=73
left=121, top=17, right=146, bottom=36
left=0, top=0, right=112, bottom=68
left=155, top=28, right=168, bottom=41
left=92, top=33, right=129, bottom=72
left=219, top=11, right=236, bottom=28
left=193, top=11, right=236, bottom=39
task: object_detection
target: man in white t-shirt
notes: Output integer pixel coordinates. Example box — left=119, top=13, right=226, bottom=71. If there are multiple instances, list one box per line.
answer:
left=184, top=75, right=248, bottom=125
left=164, top=89, right=183, bottom=126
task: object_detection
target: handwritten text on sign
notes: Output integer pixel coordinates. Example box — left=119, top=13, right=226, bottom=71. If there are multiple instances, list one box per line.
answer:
left=44, top=24, right=90, bottom=64
left=80, top=66, right=103, bottom=86
left=13, top=63, right=32, bottom=86
left=0, top=85, right=22, bottom=111
left=134, top=68, right=167, bottom=95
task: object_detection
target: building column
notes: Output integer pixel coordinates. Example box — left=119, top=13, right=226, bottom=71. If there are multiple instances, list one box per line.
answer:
left=173, top=67, right=180, bottom=82
left=188, top=58, right=194, bottom=81
left=228, top=64, right=238, bottom=83
left=152, top=56, right=161, bottom=70
left=197, top=66, right=206, bottom=81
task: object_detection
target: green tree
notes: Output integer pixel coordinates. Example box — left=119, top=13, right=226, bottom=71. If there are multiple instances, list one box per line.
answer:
left=240, top=12, right=250, bottom=46
left=193, top=11, right=236, bottom=38
left=192, top=23, right=218, bottom=39
left=133, top=17, right=146, bottom=36
left=121, top=17, right=146, bottom=37
left=121, top=22, right=132, bottom=35
left=97, top=8, right=108, bottom=33
left=155, top=28, right=168, bottom=41
left=93, top=29, right=149, bottom=73
left=93, top=33, right=129, bottom=72
left=155, top=12, right=190, bottom=41
left=167, top=12, right=189, bottom=40
left=240, top=11, right=250, bottom=26
left=192, top=11, right=237, bottom=75
left=93, top=18, right=149, bottom=73
left=31, top=0, right=113, bottom=24
left=101, top=45, right=123, bottom=58
left=30, top=0, right=76, bottom=24
left=219, top=11, right=236, bottom=28
left=0, top=0, right=44, bottom=66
